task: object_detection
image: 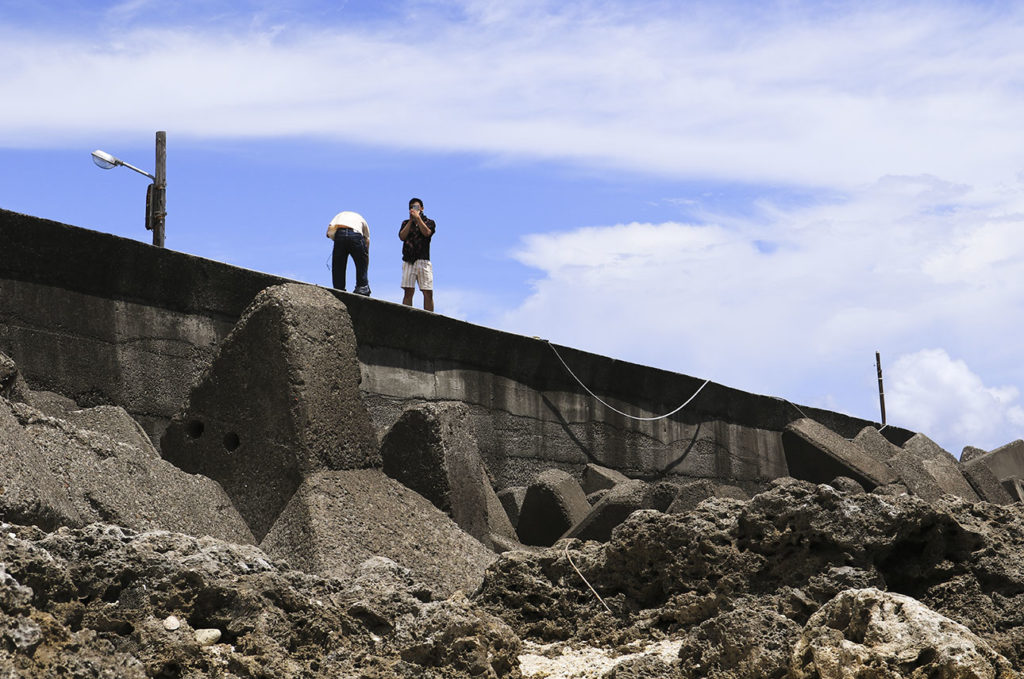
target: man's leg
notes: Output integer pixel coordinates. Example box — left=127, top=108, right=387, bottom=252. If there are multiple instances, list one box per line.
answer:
left=402, top=288, right=415, bottom=305
left=422, top=290, right=434, bottom=312
left=419, top=260, right=434, bottom=312
left=351, top=237, right=370, bottom=295
left=331, top=240, right=348, bottom=291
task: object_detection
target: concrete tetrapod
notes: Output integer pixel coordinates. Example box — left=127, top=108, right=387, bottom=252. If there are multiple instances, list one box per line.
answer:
left=782, top=418, right=896, bottom=490
left=379, top=402, right=517, bottom=551
left=516, top=469, right=591, bottom=547
left=161, top=283, right=379, bottom=541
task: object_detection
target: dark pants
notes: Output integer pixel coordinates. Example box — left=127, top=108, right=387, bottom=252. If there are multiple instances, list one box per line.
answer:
left=332, top=229, right=370, bottom=295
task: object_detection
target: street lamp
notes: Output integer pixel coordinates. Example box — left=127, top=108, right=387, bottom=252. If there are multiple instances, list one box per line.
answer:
left=91, top=131, right=166, bottom=247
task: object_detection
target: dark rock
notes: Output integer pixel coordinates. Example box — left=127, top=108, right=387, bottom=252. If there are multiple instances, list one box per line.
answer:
left=782, top=418, right=896, bottom=489
left=516, top=469, right=591, bottom=547
left=582, top=463, right=630, bottom=494
left=258, top=469, right=497, bottom=597
left=676, top=603, right=801, bottom=679
left=161, top=283, right=379, bottom=541
left=380, top=402, right=516, bottom=549
left=497, top=486, right=526, bottom=528
left=962, top=457, right=1015, bottom=505
left=602, top=654, right=678, bottom=678
left=902, top=433, right=979, bottom=501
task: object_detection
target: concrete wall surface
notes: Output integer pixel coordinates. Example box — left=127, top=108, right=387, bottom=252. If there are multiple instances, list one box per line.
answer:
left=0, top=209, right=911, bottom=487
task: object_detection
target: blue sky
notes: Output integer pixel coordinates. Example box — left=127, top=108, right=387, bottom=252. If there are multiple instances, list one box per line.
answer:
left=3, top=0, right=1024, bottom=455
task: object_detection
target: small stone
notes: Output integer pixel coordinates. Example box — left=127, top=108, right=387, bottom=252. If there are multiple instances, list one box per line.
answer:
left=195, top=628, right=222, bottom=646
left=162, top=615, right=180, bottom=631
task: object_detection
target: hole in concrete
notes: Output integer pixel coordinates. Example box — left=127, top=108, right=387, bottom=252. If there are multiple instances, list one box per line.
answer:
left=223, top=432, right=240, bottom=452
left=185, top=420, right=205, bottom=439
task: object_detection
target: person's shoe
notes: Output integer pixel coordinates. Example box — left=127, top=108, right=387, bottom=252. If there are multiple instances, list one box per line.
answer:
left=353, top=286, right=371, bottom=296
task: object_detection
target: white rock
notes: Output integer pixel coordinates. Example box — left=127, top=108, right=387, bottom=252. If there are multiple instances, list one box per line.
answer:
left=195, top=628, right=222, bottom=646
left=790, top=587, right=1016, bottom=678
left=162, top=615, right=180, bottom=631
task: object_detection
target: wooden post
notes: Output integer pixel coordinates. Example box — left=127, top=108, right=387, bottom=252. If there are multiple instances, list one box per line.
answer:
left=875, top=351, right=886, bottom=425
left=153, top=131, right=166, bottom=247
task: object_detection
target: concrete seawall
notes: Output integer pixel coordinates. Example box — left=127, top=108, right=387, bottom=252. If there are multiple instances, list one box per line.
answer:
left=0, top=208, right=911, bottom=488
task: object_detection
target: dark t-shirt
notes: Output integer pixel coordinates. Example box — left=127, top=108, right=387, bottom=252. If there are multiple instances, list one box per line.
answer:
left=400, top=216, right=436, bottom=263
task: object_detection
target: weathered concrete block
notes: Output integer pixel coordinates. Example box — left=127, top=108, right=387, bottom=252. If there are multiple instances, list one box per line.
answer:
left=962, top=458, right=1014, bottom=505
left=516, top=469, right=591, bottom=547
left=161, top=283, right=379, bottom=541
left=497, top=486, right=526, bottom=529
left=969, top=440, right=1024, bottom=483
left=3, top=399, right=255, bottom=544
left=852, top=426, right=901, bottom=462
left=644, top=480, right=682, bottom=512
left=961, top=446, right=987, bottom=463
left=0, top=399, right=82, bottom=530
left=60, top=405, right=158, bottom=459
left=903, top=434, right=978, bottom=502
left=581, top=463, right=630, bottom=494
left=564, top=479, right=650, bottom=543
left=586, top=489, right=609, bottom=506
left=666, top=479, right=717, bottom=514
left=886, top=450, right=946, bottom=503
left=260, top=469, right=497, bottom=596
left=782, top=419, right=896, bottom=490
left=380, top=403, right=516, bottom=550
left=1001, top=478, right=1024, bottom=502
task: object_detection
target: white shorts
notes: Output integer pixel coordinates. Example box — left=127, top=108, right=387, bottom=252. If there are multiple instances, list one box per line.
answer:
left=401, top=260, right=433, bottom=291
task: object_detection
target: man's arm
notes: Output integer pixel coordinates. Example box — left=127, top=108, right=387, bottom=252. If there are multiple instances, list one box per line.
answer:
left=399, top=219, right=413, bottom=241
left=416, top=216, right=433, bottom=237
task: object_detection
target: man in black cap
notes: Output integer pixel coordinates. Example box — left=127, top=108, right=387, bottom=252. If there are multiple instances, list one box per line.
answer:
left=398, top=197, right=436, bottom=311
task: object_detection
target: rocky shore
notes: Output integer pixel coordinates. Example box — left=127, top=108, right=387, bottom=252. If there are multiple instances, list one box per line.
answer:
left=3, top=283, right=1024, bottom=677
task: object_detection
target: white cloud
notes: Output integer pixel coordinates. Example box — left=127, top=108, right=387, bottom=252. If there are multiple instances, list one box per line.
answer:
left=497, top=174, right=1024, bottom=451
left=888, top=349, right=1024, bottom=453
left=3, top=1, right=1024, bottom=187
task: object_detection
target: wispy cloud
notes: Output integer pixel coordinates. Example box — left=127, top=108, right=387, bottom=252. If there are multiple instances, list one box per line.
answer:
left=2, top=1, right=1024, bottom=187
left=498, top=174, right=1024, bottom=451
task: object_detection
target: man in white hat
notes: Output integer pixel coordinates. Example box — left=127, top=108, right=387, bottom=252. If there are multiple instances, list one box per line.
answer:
left=327, top=210, right=371, bottom=296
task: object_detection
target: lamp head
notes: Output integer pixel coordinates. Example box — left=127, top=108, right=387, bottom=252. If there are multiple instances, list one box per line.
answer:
left=91, top=150, right=119, bottom=170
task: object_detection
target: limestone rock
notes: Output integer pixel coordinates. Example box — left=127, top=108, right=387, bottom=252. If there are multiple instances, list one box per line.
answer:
left=0, top=521, right=519, bottom=678
left=677, top=603, right=801, bottom=679
left=259, top=469, right=497, bottom=597
left=516, top=469, right=591, bottom=547
left=380, top=402, right=516, bottom=549
left=782, top=418, right=896, bottom=490
left=789, top=588, right=1017, bottom=678
left=0, top=351, right=30, bottom=403
left=161, top=283, right=379, bottom=540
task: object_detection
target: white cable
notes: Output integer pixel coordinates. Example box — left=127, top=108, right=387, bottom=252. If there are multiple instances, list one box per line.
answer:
left=547, top=342, right=709, bottom=422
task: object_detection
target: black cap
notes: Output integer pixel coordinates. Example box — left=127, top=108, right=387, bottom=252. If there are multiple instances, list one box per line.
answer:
left=409, top=197, right=423, bottom=208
